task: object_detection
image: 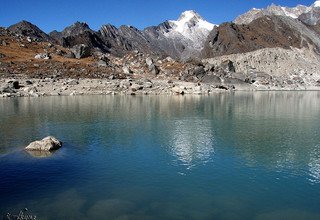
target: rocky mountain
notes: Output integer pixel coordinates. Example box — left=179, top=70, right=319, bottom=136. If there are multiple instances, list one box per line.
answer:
left=49, top=22, right=110, bottom=52
left=299, top=5, right=320, bottom=25
left=168, top=11, right=215, bottom=43
left=4, top=1, right=320, bottom=62
left=98, top=10, right=215, bottom=59
left=202, top=1, right=320, bottom=58
left=8, top=20, right=53, bottom=42
left=49, top=22, right=94, bottom=42
left=234, top=1, right=320, bottom=25
left=143, top=10, right=215, bottom=60
left=197, top=1, right=320, bottom=90
left=98, top=24, right=137, bottom=56
left=202, top=14, right=320, bottom=58
left=145, top=10, right=215, bottom=60
left=5, top=11, right=214, bottom=60
left=47, top=10, right=215, bottom=60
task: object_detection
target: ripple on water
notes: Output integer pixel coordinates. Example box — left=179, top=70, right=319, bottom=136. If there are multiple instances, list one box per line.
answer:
left=1, top=93, right=320, bottom=219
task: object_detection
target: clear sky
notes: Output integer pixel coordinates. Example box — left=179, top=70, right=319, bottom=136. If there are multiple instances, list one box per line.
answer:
left=0, top=0, right=317, bottom=33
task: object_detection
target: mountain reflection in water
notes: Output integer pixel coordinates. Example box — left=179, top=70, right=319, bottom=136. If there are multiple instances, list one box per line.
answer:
left=169, top=119, right=214, bottom=168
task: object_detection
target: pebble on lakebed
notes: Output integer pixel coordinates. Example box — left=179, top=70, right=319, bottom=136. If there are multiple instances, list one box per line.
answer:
left=25, top=136, right=62, bottom=151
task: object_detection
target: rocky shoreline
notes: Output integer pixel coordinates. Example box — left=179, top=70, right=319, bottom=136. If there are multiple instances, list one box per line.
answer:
left=1, top=75, right=319, bottom=98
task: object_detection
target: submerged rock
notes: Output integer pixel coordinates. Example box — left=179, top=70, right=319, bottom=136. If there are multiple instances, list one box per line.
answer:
left=5, top=208, right=36, bottom=220
left=25, top=136, right=62, bottom=151
left=26, top=150, right=54, bottom=158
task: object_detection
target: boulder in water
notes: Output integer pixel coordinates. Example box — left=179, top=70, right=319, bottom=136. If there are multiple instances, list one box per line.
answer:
left=25, top=136, right=62, bottom=151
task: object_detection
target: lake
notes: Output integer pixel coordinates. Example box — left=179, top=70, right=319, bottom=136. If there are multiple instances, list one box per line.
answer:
left=0, top=92, right=320, bottom=220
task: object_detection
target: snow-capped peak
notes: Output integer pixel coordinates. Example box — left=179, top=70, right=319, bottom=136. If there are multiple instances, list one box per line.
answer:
left=313, top=0, right=320, bottom=8
left=177, top=10, right=202, bottom=22
left=169, top=10, right=215, bottom=36
left=160, top=10, right=216, bottom=56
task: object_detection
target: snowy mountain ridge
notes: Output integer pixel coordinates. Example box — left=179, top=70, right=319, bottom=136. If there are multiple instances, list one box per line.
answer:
left=234, top=1, right=320, bottom=24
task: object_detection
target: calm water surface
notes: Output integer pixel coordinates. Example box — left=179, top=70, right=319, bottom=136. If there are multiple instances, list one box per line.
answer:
left=0, top=92, right=320, bottom=219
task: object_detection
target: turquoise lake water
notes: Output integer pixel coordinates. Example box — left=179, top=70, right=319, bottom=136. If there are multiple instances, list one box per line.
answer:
left=0, top=92, right=320, bottom=219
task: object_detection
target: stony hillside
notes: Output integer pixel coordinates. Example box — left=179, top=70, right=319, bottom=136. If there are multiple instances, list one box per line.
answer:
left=203, top=47, right=320, bottom=89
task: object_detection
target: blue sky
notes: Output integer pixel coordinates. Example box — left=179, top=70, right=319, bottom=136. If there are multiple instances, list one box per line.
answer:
left=0, top=0, right=317, bottom=33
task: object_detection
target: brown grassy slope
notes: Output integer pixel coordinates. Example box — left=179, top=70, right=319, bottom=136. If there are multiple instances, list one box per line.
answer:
left=0, top=34, right=120, bottom=78
left=201, top=16, right=307, bottom=58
